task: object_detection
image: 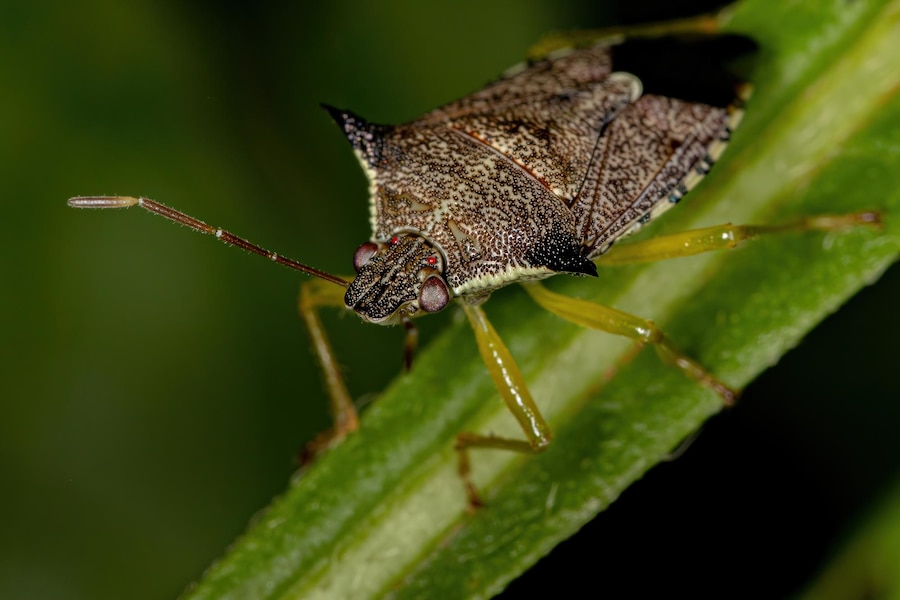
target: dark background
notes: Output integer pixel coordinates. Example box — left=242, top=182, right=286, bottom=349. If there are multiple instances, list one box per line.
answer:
left=1, top=1, right=897, bottom=598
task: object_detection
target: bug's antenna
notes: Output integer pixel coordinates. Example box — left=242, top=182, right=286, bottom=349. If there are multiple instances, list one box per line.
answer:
left=68, top=196, right=349, bottom=288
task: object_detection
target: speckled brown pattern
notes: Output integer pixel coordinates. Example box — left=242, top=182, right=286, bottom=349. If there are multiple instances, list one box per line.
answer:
left=328, top=41, right=737, bottom=322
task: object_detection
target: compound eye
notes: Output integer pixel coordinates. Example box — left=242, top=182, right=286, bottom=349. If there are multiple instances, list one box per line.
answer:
left=353, top=242, right=379, bottom=272
left=419, top=276, right=450, bottom=313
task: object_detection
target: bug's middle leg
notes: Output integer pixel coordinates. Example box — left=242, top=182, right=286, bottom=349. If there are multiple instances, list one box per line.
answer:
left=457, top=303, right=552, bottom=507
left=523, top=282, right=738, bottom=405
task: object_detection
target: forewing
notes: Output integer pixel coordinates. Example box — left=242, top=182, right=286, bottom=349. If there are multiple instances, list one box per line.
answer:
left=418, top=45, right=641, bottom=202
left=575, top=94, right=735, bottom=258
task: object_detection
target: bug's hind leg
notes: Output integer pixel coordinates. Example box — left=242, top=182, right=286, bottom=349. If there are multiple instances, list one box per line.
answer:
left=457, top=303, right=552, bottom=508
left=539, top=213, right=883, bottom=407
left=595, top=213, right=881, bottom=266
left=298, top=279, right=359, bottom=463
left=523, top=282, right=738, bottom=405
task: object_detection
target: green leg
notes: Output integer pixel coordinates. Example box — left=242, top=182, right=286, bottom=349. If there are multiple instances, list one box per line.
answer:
left=298, top=278, right=359, bottom=462
left=458, top=303, right=552, bottom=507
left=528, top=8, right=728, bottom=59
left=523, top=282, right=738, bottom=405
left=596, top=213, right=880, bottom=266
left=465, top=213, right=880, bottom=500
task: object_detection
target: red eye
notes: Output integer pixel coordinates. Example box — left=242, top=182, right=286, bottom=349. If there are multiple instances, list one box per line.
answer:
left=419, top=276, right=449, bottom=313
left=353, top=242, right=378, bottom=272
left=426, top=256, right=437, bottom=266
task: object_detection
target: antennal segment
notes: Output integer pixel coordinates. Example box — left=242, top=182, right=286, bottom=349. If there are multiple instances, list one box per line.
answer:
left=68, top=196, right=349, bottom=288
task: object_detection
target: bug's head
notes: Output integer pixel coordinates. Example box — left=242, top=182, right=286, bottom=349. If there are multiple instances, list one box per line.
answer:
left=345, top=234, right=451, bottom=325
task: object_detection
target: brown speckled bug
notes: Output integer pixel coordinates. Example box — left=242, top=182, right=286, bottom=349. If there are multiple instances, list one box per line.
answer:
left=69, top=18, right=877, bottom=504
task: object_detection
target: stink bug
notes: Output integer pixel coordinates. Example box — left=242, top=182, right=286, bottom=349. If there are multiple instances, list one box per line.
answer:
left=68, top=18, right=878, bottom=505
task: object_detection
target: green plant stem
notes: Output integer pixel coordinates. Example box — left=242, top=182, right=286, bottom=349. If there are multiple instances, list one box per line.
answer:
left=183, top=1, right=900, bottom=598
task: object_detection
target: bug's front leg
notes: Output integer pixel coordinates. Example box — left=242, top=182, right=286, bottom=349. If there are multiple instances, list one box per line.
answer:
left=523, top=282, right=738, bottom=405
left=457, top=303, right=552, bottom=507
left=298, top=278, right=359, bottom=462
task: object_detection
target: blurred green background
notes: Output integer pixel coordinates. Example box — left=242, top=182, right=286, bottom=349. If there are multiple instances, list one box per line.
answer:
left=1, top=1, right=898, bottom=598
